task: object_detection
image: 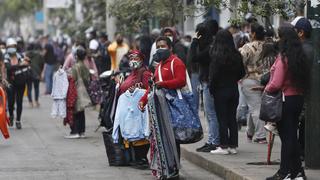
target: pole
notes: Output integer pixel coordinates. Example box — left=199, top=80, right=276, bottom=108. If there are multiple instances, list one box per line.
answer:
left=306, top=0, right=320, bottom=169
left=43, top=0, right=48, bottom=35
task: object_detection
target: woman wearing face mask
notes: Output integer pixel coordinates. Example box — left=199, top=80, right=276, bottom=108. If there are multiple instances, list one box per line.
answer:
left=3, top=38, right=30, bottom=129
left=117, top=50, right=152, bottom=169
left=139, top=36, right=187, bottom=179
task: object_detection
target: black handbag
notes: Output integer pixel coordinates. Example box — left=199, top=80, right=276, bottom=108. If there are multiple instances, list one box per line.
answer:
left=259, top=91, right=283, bottom=122
left=102, top=132, right=130, bottom=166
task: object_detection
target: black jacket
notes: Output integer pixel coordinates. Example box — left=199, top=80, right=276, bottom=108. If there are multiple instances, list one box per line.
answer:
left=209, top=53, right=245, bottom=93
left=190, top=38, right=212, bottom=82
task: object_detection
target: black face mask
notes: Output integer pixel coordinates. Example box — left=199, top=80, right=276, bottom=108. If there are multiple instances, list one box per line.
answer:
left=153, top=48, right=171, bottom=63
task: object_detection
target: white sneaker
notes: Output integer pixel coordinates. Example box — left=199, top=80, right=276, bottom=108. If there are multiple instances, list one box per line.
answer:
left=264, top=123, right=278, bottom=135
left=80, top=133, right=86, bottom=138
left=228, top=148, right=238, bottom=154
left=210, top=147, right=229, bottom=155
left=64, top=134, right=80, bottom=139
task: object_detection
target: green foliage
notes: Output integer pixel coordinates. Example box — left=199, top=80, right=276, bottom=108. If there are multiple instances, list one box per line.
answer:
left=108, top=0, right=187, bottom=34
left=0, top=0, right=41, bottom=26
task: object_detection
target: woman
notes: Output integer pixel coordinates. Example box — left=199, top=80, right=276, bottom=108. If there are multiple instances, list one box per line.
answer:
left=118, top=50, right=152, bottom=169
left=26, top=43, right=44, bottom=108
left=239, top=23, right=267, bottom=144
left=265, top=26, right=309, bottom=180
left=3, top=38, right=30, bottom=129
left=64, top=46, right=90, bottom=139
left=140, top=36, right=186, bottom=179
left=209, top=30, right=245, bottom=155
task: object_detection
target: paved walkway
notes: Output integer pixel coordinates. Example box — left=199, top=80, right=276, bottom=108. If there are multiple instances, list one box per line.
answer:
left=0, top=94, right=219, bottom=180
left=181, top=111, right=320, bottom=180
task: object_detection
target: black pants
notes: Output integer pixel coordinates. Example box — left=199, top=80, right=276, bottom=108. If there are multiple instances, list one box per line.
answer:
left=213, top=87, right=239, bottom=148
left=71, top=111, right=86, bottom=134
left=27, top=79, right=40, bottom=102
left=7, top=83, right=25, bottom=122
left=277, top=96, right=304, bottom=176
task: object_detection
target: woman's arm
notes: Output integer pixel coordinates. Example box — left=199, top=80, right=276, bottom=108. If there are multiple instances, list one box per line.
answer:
left=265, top=57, right=287, bottom=93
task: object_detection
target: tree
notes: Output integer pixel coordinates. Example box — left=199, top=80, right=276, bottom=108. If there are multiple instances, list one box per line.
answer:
left=108, top=0, right=187, bottom=34
left=0, top=0, right=41, bottom=32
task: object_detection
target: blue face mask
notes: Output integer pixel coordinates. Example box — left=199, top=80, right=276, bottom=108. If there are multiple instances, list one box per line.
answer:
left=154, top=48, right=171, bottom=62
left=7, top=47, right=17, bottom=55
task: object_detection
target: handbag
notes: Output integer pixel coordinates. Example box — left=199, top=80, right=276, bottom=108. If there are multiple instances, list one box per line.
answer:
left=259, top=91, right=283, bottom=122
left=87, top=78, right=103, bottom=105
left=158, top=59, right=203, bottom=144
left=74, top=65, right=91, bottom=112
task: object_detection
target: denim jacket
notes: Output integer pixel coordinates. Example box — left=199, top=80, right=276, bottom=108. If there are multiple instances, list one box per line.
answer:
left=112, top=88, right=150, bottom=143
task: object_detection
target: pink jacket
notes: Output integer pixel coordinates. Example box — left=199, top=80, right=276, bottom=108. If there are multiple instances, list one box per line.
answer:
left=265, top=55, right=302, bottom=96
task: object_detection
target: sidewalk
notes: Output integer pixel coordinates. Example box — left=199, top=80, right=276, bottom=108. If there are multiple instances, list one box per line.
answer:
left=180, top=113, right=320, bottom=180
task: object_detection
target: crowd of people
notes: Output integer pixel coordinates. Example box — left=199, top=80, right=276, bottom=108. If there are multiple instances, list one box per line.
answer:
left=0, top=15, right=314, bottom=180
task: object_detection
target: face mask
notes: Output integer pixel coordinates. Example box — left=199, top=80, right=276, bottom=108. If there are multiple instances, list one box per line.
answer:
left=167, top=36, right=173, bottom=42
left=86, top=33, right=92, bottom=40
left=71, top=45, right=78, bottom=58
left=7, top=47, right=17, bottom=55
left=1, top=48, right=5, bottom=54
left=129, top=60, right=142, bottom=69
left=183, top=41, right=191, bottom=48
left=154, top=48, right=171, bottom=62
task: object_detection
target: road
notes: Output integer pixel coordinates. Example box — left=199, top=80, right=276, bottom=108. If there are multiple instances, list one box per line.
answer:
left=0, top=92, right=221, bottom=180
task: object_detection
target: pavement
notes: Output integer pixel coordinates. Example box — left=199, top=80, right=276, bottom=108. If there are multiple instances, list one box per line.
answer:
left=0, top=93, right=220, bottom=180
left=180, top=111, right=320, bottom=180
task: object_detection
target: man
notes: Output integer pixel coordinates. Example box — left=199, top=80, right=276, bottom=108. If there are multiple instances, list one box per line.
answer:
left=107, top=33, right=129, bottom=71
left=190, top=20, right=220, bottom=152
left=239, top=23, right=267, bottom=144
left=41, top=35, right=57, bottom=95
left=98, top=32, right=111, bottom=74
left=291, top=16, right=314, bottom=159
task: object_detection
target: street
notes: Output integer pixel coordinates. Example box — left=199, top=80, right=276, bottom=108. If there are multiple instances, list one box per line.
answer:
left=0, top=91, right=220, bottom=180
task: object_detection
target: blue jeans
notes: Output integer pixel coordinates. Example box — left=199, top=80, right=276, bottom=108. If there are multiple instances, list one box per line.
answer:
left=44, top=64, right=56, bottom=94
left=27, top=79, right=40, bottom=102
left=190, top=73, right=200, bottom=112
left=202, top=82, right=220, bottom=145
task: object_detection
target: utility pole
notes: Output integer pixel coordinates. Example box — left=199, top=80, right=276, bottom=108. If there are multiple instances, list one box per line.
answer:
left=306, top=0, right=320, bottom=169
left=43, top=0, right=48, bottom=35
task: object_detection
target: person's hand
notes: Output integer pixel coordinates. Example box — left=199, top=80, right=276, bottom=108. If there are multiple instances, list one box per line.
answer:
left=138, top=101, right=145, bottom=112
left=41, top=72, right=45, bottom=81
left=250, top=86, right=265, bottom=91
left=155, top=81, right=162, bottom=89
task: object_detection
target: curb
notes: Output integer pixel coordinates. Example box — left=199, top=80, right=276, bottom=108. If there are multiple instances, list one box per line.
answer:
left=181, top=147, right=251, bottom=180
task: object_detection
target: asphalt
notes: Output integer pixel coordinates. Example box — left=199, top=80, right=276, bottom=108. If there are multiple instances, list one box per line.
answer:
left=0, top=93, right=220, bottom=180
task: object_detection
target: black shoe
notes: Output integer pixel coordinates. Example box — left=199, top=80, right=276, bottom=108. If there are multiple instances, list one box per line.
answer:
left=131, top=158, right=149, bottom=170
left=16, top=121, right=22, bottom=129
left=293, top=169, right=307, bottom=180
left=9, top=117, right=13, bottom=127
left=266, top=172, right=292, bottom=180
left=196, top=143, right=217, bottom=152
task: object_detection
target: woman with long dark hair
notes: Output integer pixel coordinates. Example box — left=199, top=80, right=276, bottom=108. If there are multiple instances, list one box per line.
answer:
left=265, top=26, right=309, bottom=180
left=209, top=30, right=245, bottom=155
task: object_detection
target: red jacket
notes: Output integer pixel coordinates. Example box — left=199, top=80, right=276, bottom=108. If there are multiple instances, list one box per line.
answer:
left=140, top=54, right=186, bottom=106
left=119, top=66, right=152, bottom=95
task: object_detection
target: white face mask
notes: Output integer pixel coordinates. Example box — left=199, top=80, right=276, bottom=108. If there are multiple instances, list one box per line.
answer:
left=167, top=36, right=173, bottom=42
left=1, top=48, right=5, bottom=54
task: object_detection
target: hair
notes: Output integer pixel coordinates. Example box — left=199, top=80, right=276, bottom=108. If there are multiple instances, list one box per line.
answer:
left=251, top=23, right=265, bottom=41
left=296, top=28, right=312, bottom=39
left=205, top=19, right=219, bottom=36
left=76, top=46, right=87, bottom=61
left=210, top=29, right=242, bottom=67
left=196, top=22, right=212, bottom=46
left=156, top=36, right=173, bottom=49
left=278, top=26, right=309, bottom=91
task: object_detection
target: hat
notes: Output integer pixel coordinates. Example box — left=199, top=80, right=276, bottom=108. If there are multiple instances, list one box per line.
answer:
left=89, top=39, right=99, bottom=50
left=291, top=16, right=312, bottom=33
left=6, top=38, right=17, bottom=46
left=128, top=50, right=145, bottom=61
